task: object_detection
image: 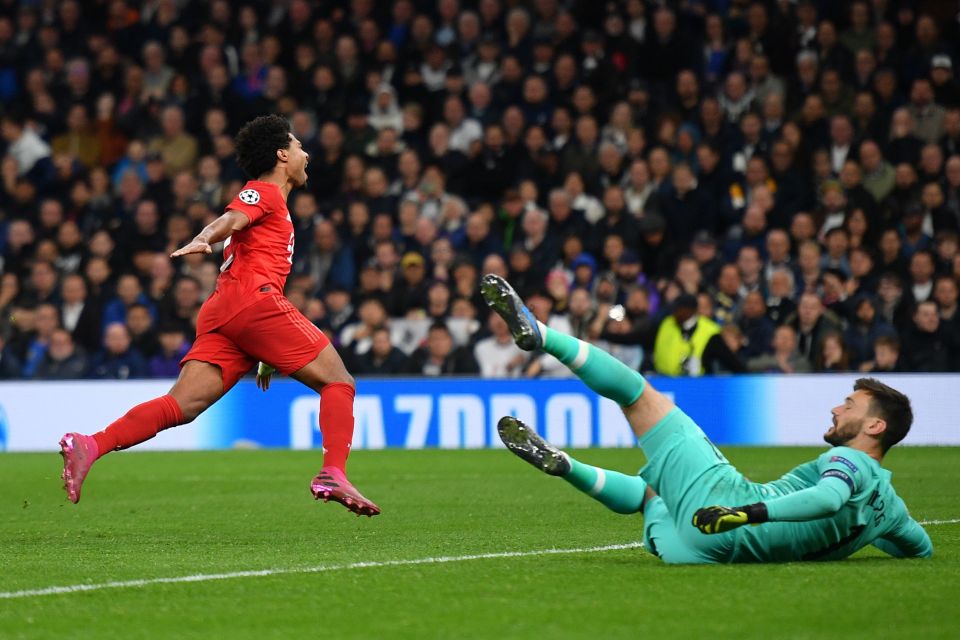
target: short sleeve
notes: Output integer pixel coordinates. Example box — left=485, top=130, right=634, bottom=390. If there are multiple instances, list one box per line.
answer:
left=226, top=186, right=270, bottom=225
left=816, top=449, right=864, bottom=493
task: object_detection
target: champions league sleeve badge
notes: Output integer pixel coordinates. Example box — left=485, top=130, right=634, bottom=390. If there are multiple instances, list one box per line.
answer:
left=238, top=189, right=261, bottom=205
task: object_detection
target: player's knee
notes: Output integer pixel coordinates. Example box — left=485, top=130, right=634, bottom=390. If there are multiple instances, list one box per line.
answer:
left=178, top=398, right=208, bottom=423
left=324, top=372, right=355, bottom=390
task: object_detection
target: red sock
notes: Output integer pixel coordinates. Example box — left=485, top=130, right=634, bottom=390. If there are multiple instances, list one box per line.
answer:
left=92, top=394, right=185, bottom=457
left=319, top=382, right=355, bottom=471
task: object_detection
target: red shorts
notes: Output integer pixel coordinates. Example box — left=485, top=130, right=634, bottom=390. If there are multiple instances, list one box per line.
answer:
left=181, top=293, right=329, bottom=391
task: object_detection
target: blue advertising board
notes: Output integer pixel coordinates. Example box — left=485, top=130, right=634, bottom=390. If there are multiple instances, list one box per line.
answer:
left=0, top=374, right=957, bottom=451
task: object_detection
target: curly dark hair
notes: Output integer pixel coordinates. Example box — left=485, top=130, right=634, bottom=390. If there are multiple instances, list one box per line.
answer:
left=235, top=114, right=291, bottom=179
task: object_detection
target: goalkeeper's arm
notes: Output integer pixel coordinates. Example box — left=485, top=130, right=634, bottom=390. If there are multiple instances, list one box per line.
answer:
left=694, top=475, right=852, bottom=534
left=873, top=504, right=933, bottom=558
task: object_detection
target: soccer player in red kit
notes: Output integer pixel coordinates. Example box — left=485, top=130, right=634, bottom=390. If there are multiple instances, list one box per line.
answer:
left=59, top=115, right=380, bottom=516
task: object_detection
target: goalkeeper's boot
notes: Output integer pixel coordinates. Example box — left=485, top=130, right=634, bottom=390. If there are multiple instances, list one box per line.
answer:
left=480, top=274, right=542, bottom=351
left=311, top=467, right=381, bottom=517
left=497, top=416, right=570, bottom=476
left=59, top=433, right=100, bottom=504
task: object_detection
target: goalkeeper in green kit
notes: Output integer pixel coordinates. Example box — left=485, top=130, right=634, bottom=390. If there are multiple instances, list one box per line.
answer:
left=481, top=275, right=933, bottom=563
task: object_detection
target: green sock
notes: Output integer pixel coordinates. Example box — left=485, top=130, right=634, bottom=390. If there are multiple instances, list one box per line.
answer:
left=539, top=323, right=646, bottom=406
left=562, top=456, right=647, bottom=514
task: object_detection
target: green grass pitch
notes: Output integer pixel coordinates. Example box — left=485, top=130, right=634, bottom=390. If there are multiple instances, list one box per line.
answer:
left=1, top=446, right=958, bottom=639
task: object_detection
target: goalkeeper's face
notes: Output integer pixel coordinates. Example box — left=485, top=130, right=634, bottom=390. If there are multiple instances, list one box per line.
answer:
left=824, top=391, right=870, bottom=446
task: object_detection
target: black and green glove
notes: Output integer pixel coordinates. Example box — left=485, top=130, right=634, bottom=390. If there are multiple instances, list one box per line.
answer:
left=692, top=503, right=769, bottom=534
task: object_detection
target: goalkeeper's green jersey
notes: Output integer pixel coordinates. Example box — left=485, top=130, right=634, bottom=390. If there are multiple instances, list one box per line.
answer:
left=732, top=447, right=932, bottom=562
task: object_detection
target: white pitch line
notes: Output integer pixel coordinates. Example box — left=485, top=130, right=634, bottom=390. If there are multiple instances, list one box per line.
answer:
left=0, top=542, right=645, bottom=600
left=3, top=519, right=958, bottom=601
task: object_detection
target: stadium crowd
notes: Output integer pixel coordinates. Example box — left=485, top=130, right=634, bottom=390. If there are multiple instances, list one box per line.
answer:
left=1, top=0, right=960, bottom=381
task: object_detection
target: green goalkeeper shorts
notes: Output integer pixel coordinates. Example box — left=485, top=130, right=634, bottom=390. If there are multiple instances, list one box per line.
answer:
left=637, top=407, right=757, bottom=564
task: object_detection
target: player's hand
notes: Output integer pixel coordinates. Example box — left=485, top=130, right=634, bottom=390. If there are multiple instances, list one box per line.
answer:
left=693, top=503, right=768, bottom=534
left=170, top=240, right=213, bottom=258
left=256, top=362, right=275, bottom=391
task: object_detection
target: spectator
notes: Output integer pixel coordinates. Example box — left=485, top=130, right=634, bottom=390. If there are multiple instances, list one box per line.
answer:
left=703, top=324, right=747, bottom=374
left=814, top=331, right=851, bottom=372
left=0, top=332, right=23, bottom=379
left=712, top=263, right=742, bottom=326
left=126, top=302, right=159, bottom=359
left=935, top=276, right=960, bottom=334
left=87, top=322, right=147, bottom=379
left=907, top=78, right=946, bottom=144
left=653, top=294, right=724, bottom=377
left=859, top=335, right=902, bottom=373
left=33, top=328, right=88, bottom=379
left=474, top=312, right=527, bottom=378
left=844, top=295, right=896, bottom=367
left=876, top=271, right=911, bottom=333
left=660, top=163, right=713, bottom=250
left=906, top=250, right=937, bottom=306
left=164, top=276, right=202, bottom=334
left=786, top=292, right=842, bottom=366
left=747, top=325, right=813, bottom=373
left=20, top=303, right=60, bottom=377
left=148, top=324, right=191, bottom=378
left=444, top=94, right=482, bottom=154
left=900, top=300, right=956, bottom=371
left=737, top=291, right=775, bottom=360
left=521, top=290, right=573, bottom=378
left=21, top=260, right=60, bottom=306
left=355, top=326, right=410, bottom=376
left=859, top=139, right=895, bottom=203
left=766, top=267, right=797, bottom=325
left=404, top=322, right=478, bottom=376
left=148, top=105, right=198, bottom=176
left=52, top=104, right=100, bottom=169
left=340, top=298, right=389, bottom=358
left=1, top=112, right=52, bottom=184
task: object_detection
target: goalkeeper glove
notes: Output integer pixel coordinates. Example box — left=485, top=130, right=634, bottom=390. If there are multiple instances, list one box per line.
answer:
left=692, top=503, right=768, bottom=534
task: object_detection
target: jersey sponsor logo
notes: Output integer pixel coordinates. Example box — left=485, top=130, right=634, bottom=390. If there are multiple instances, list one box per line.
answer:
left=830, top=455, right=858, bottom=474
left=238, top=189, right=261, bottom=205
left=821, top=468, right=855, bottom=490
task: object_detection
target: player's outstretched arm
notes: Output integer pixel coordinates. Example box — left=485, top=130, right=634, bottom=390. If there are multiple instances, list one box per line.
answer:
left=694, top=475, right=852, bottom=534
left=170, top=210, right=250, bottom=258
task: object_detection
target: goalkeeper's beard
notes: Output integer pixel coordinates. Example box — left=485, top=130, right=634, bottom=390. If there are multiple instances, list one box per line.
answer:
left=823, top=416, right=863, bottom=447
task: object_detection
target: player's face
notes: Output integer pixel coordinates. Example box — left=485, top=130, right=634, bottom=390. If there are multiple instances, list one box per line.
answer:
left=825, top=390, right=871, bottom=446
left=285, top=133, right=309, bottom=187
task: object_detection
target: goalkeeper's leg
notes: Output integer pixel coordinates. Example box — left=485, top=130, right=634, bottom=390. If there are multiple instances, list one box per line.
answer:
left=497, top=415, right=718, bottom=563
left=642, top=495, right=715, bottom=564
left=480, top=274, right=674, bottom=440
left=497, top=416, right=647, bottom=514
left=482, top=274, right=738, bottom=555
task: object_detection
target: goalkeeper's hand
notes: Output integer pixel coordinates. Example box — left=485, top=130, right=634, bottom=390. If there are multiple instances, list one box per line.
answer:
left=256, top=362, right=275, bottom=391
left=692, top=503, right=768, bottom=534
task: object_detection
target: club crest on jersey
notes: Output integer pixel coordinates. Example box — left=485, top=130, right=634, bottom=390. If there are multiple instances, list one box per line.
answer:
left=238, top=189, right=261, bottom=205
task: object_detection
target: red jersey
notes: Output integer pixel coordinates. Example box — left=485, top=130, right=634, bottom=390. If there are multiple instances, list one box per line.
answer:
left=195, top=180, right=295, bottom=333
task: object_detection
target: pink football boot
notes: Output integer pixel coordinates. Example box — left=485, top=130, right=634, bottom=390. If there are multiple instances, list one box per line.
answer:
left=59, top=433, right=100, bottom=504
left=310, top=467, right=380, bottom=517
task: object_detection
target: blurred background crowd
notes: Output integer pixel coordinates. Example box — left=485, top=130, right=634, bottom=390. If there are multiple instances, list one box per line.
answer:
left=1, top=0, right=960, bottom=381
